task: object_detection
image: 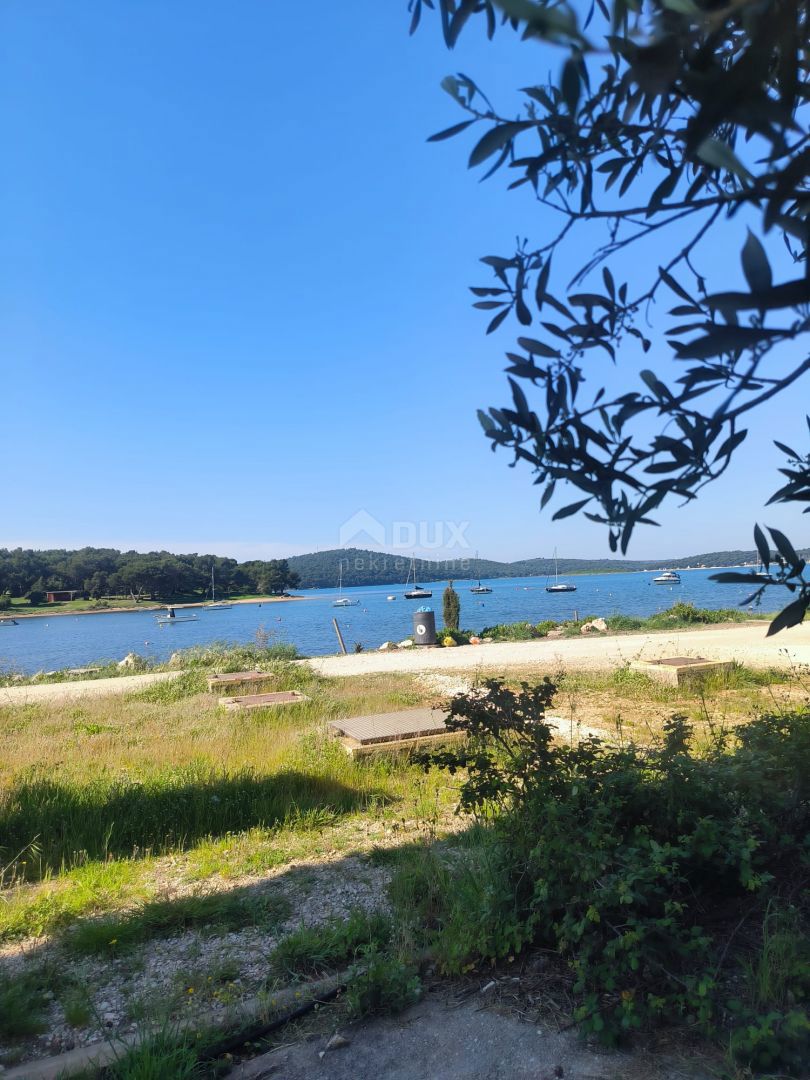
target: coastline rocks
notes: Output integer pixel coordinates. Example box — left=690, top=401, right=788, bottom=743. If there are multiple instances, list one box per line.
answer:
left=378, top=641, right=394, bottom=651
left=546, top=628, right=565, bottom=639
left=117, top=653, right=139, bottom=669
left=398, top=638, right=414, bottom=649
left=469, top=636, right=482, bottom=645
left=580, top=618, right=608, bottom=635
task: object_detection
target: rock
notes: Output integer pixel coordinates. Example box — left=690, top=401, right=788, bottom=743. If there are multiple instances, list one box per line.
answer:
left=469, top=635, right=481, bottom=645
left=378, top=641, right=393, bottom=651
left=580, top=618, right=607, bottom=635
left=546, top=628, right=564, bottom=639
left=482, top=636, right=493, bottom=643
left=398, top=638, right=414, bottom=648
left=592, top=618, right=608, bottom=632
left=168, top=651, right=184, bottom=668
left=326, top=1033, right=350, bottom=1051
left=117, top=653, right=138, bottom=669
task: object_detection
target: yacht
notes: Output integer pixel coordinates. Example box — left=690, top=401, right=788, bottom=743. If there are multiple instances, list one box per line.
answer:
left=204, top=566, right=234, bottom=610
left=652, top=570, right=681, bottom=585
left=470, top=551, right=493, bottom=594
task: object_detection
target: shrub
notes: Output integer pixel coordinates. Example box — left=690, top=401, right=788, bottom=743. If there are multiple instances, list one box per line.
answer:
left=426, top=680, right=810, bottom=1069
left=344, top=947, right=422, bottom=1018
left=442, top=582, right=460, bottom=631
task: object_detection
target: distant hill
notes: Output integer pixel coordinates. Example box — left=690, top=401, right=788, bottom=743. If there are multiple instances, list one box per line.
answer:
left=286, top=546, right=809, bottom=589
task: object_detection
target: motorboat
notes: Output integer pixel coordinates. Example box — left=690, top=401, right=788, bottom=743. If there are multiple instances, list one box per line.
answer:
left=387, top=595, right=396, bottom=601
left=155, top=607, right=199, bottom=624
left=0, top=616, right=18, bottom=626
left=652, top=570, right=681, bottom=585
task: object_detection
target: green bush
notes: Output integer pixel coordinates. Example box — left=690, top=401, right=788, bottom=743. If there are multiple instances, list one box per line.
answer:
left=481, top=621, right=557, bottom=641
left=437, top=627, right=471, bottom=646
left=442, top=582, right=460, bottom=631
left=425, top=680, right=810, bottom=1070
left=344, top=947, right=422, bottom=1018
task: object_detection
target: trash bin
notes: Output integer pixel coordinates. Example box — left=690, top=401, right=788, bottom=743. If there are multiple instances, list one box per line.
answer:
left=412, top=607, right=436, bottom=646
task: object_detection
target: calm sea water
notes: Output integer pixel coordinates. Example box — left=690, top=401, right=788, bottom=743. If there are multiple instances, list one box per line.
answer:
left=0, top=568, right=763, bottom=676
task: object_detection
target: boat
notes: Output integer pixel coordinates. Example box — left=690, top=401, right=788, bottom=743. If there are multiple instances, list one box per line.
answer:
left=155, top=606, right=199, bottom=624
left=387, top=595, right=396, bottom=601
left=333, top=561, right=360, bottom=607
left=545, top=549, right=577, bottom=593
left=404, top=556, right=432, bottom=599
left=652, top=570, right=681, bottom=585
left=0, top=616, right=18, bottom=626
left=470, top=551, right=493, bottom=594
left=204, top=566, right=234, bottom=610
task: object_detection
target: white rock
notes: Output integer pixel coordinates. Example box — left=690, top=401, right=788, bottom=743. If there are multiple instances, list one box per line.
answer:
left=398, top=638, right=414, bottom=648
left=378, top=641, right=392, bottom=651
left=117, top=653, right=138, bottom=669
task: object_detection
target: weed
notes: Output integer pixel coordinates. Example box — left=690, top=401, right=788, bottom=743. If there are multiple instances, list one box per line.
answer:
left=0, top=969, right=51, bottom=1039
left=344, top=946, right=422, bottom=1018
left=103, top=1027, right=204, bottom=1079
left=271, top=909, right=391, bottom=976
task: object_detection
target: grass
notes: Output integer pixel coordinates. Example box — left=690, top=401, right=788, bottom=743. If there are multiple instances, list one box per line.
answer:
left=0, top=968, right=56, bottom=1040
left=270, top=908, right=392, bottom=976
left=66, top=888, right=292, bottom=956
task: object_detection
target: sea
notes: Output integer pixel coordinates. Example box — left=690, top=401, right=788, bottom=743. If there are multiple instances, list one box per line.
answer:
left=0, top=568, right=765, bottom=676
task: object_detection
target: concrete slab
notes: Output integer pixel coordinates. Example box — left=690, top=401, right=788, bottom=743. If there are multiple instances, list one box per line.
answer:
left=219, top=691, right=309, bottom=711
left=328, top=708, right=463, bottom=757
left=207, top=671, right=276, bottom=691
left=629, top=656, right=735, bottom=687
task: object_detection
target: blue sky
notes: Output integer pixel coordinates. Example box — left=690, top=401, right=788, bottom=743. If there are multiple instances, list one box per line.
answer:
left=1, top=1, right=805, bottom=562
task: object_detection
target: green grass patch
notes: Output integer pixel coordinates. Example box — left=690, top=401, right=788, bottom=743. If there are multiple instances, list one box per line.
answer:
left=271, top=909, right=391, bottom=977
left=67, top=888, right=291, bottom=955
left=0, top=969, right=53, bottom=1040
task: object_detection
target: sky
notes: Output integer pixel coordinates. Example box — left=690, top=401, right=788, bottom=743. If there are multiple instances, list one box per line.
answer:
left=1, top=1, right=806, bottom=563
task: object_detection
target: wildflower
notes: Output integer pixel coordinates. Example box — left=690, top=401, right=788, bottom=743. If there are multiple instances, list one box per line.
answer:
left=109, top=938, right=118, bottom=946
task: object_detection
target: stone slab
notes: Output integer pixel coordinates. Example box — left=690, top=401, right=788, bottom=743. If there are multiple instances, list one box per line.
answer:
left=219, top=690, right=309, bottom=710
left=630, top=657, right=735, bottom=686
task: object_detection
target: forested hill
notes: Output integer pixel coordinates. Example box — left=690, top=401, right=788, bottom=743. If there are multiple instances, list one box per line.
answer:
left=286, top=546, right=809, bottom=588
left=2, top=545, right=807, bottom=601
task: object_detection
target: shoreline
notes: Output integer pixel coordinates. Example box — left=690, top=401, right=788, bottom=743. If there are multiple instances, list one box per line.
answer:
left=9, top=594, right=303, bottom=620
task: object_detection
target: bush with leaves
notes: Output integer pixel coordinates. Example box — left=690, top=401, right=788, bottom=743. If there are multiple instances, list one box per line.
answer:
left=426, top=679, right=810, bottom=1068
left=411, top=0, right=810, bottom=634
left=442, top=580, right=461, bottom=630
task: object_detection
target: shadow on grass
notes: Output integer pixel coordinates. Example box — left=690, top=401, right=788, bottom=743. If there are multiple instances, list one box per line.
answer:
left=1, top=769, right=392, bottom=881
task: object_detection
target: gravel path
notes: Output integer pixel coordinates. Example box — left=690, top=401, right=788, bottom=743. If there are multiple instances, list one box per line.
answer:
left=0, top=670, right=183, bottom=706
left=306, top=622, right=810, bottom=678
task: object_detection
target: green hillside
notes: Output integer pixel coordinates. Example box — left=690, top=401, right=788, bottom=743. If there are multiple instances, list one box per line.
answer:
left=286, top=546, right=809, bottom=589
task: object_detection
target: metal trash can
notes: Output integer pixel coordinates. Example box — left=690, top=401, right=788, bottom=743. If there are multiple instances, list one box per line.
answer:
left=412, top=607, right=436, bottom=646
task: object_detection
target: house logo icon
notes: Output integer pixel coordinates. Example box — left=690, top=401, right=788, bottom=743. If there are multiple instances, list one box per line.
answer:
left=338, top=509, right=386, bottom=548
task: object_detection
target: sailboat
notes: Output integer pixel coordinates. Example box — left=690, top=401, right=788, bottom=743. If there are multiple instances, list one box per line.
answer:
left=333, top=561, right=360, bottom=607
left=545, top=549, right=577, bottom=593
left=470, top=551, right=492, bottom=594
left=404, top=555, right=432, bottom=599
left=204, top=566, right=234, bottom=610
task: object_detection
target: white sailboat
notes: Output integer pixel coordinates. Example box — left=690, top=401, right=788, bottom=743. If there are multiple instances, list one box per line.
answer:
left=333, top=561, right=360, bottom=607
left=404, top=555, right=432, bottom=599
left=545, top=549, right=577, bottom=593
left=470, top=551, right=492, bottom=594
left=204, top=566, right=234, bottom=610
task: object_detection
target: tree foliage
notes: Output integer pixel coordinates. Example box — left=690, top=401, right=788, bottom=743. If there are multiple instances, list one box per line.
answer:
left=443, top=580, right=461, bottom=628
left=411, top=0, right=810, bottom=631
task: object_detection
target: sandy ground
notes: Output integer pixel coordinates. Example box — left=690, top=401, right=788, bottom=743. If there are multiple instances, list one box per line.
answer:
left=307, top=622, right=810, bottom=678
left=0, top=670, right=183, bottom=706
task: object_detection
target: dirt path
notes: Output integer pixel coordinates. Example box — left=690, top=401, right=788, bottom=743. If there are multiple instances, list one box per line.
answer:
left=307, top=622, right=810, bottom=678
left=0, top=670, right=184, bottom=706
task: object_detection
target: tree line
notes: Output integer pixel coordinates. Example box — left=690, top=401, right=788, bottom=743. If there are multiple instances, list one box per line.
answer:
left=0, top=548, right=299, bottom=603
